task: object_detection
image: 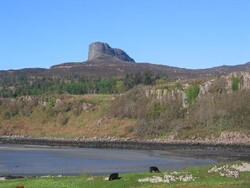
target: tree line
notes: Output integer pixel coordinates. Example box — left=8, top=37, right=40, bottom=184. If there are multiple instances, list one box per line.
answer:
left=0, top=72, right=168, bottom=97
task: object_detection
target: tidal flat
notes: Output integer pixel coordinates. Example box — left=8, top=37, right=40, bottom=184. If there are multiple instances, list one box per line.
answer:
left=0, top=144, right=220, bottom=176
left=0, top=161, right=250, bottom=188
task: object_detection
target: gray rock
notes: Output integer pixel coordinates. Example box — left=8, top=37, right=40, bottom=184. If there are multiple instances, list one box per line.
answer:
left=113, top=48, right=135, bottom=62
left=88, top=42, right=135, bottom=62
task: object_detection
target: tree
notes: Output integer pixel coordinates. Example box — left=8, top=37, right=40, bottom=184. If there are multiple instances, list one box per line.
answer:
left=142, top=71, right=153, bottom=85
left=116, top=80, right=124, bottom=93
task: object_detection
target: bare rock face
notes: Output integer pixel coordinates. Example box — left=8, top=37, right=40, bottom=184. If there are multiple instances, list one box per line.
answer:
left=88, top=42, right=135, bottom=62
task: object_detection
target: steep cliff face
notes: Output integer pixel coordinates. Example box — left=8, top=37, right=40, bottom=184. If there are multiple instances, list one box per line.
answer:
left=145, top=71, right=250, bottom=108
left=88, top=42, right=135, bottom=63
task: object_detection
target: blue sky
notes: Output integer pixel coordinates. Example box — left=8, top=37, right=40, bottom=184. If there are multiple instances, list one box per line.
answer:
left=0, top=0, right=249, bottom=70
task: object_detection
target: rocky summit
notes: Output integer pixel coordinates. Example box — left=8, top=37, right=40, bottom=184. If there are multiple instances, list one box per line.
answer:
left=88, top=42, right=135, bottom=63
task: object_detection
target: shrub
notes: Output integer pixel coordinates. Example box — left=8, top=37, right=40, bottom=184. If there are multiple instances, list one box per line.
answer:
left=58, top=113, right=69, bottom=126
left=185, top=90, right=250, bottom=130
left=110, top=86, right=149, bottom=119
left=231, top=76, right=240, bottom=91
left=186, top=85, right=200, bottom=103
left=124, top=125, right=134, bottom=134
left=135, top=119, right=166, bottom=137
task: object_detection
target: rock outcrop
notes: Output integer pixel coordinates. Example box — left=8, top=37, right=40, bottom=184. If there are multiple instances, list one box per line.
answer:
left=145, top=71, right=250, bottom=108
left=88, top=42, right=135, bottom=63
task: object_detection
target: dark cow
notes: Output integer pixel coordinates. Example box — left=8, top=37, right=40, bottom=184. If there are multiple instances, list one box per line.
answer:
left=149, top=166, right=160, bottom=173
left=109, top=173, right=119, bottom=181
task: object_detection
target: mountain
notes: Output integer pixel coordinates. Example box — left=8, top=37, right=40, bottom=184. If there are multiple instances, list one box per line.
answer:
left=88, top=42, right=135, bottom=63
left=201, top=62, right=250, bottom=74
left=1, top=42, right=250, bottom=80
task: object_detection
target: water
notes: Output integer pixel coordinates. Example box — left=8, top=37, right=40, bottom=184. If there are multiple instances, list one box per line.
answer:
left=0, top=144, right=249, bottom=176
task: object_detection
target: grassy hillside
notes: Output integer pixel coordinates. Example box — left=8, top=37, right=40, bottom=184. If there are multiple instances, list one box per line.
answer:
left=110, top=77, right=250, bottom=141
left=0, top=72, right=250, bottom=142
left=0, top=94, right=135, bottom=138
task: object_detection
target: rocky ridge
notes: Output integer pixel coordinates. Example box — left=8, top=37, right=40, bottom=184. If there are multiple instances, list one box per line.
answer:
left=1, top=41, right=250, bottom=81
left=88, top=42, right=135, bottom=63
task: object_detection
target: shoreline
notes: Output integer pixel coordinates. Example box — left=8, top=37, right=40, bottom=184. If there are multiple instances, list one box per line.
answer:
left=1, top=136, right=250, bottom=150
left=1, top=161, right=250, bottom=187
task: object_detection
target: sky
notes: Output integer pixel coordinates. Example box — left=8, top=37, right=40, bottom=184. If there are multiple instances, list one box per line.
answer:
left=0, top=0, right=249, bottom=70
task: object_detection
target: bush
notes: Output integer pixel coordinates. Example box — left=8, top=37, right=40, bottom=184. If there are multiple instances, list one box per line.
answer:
left=110, top=86, right=149, bottom=119
left=135, top=119, right=166, bottom=137
left=185, top=90, right=250, bottom=130
left=124, top=125, right=134, bottom=134
left=186, top=85, right=200, bottom=103
left=58, top=113, right=69, bottom=126
left=231, top=76, right=240, bottom=91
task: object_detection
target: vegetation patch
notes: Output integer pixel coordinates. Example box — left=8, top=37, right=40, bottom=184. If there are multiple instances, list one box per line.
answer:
left=231, top=76, right=240, bottom=91
left=186, top=84, right=200, bottom=103
left=1, top=73, right=250, bottom=141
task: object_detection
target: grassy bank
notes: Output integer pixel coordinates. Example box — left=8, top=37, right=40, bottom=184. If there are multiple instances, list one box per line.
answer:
left=1, top=162, right=249, bottom=188
left=0, top=94, right=135, bottom=138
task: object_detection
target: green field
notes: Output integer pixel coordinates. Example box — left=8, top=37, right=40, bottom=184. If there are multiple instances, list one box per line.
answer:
left=1, top=161, right=250, bottom=188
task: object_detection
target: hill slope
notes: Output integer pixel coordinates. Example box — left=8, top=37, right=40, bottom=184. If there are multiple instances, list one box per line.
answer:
left=0, top=72, right=249, bottom=144
left=1, top=42, right=250, bottom=98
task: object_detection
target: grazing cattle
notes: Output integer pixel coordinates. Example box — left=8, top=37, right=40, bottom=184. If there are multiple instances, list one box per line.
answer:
left=149, top=166, right=160, bottom=173
left=109, top=173, right=119, bottom=181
